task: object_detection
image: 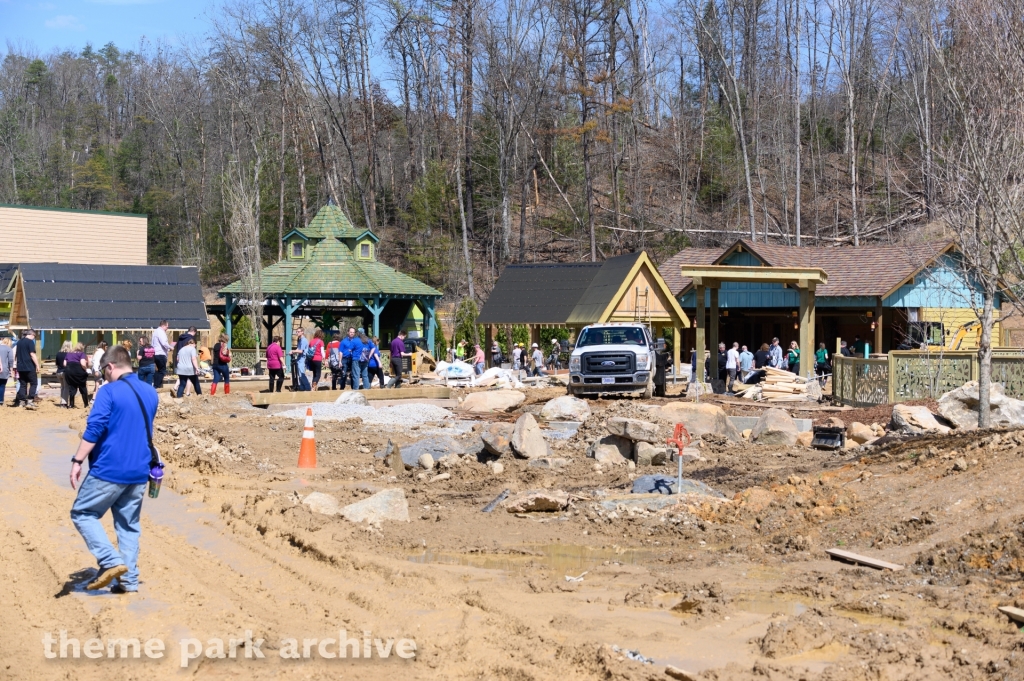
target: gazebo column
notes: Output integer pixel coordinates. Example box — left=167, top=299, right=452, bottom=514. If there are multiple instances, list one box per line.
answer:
left=708, top=285, right=720, bottom=381
left=485, top=325, right=493, bottom=367
left=282, top=296, right=302, bottom=375
left=694, top=283, right=706, bottom=383
left=224, top=294, right=236, bottom=349
left=424, top=300, right=436, bottom=352
left=360, top=297, right=387, bottom=338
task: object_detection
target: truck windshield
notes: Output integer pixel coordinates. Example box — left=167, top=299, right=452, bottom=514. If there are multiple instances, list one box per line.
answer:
left=577, top=327, right=646, bottom=347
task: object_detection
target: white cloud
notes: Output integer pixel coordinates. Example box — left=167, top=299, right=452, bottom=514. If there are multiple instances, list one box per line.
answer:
left=86, top=0, right=161, bottom=4
left=44, top=14, right=85, bottom=30
left=37, top=2, right=56, bottom=9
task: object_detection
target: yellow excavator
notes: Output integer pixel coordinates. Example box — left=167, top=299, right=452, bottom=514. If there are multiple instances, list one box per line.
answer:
left=907, top=320, right=981, bottom=350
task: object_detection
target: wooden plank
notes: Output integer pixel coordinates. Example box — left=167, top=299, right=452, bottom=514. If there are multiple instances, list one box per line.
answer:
left=998, top=606, right=1024, bottom=624
left=247, top=386, right=451, bottom=406
left=826, top=548, right=904, bottom=571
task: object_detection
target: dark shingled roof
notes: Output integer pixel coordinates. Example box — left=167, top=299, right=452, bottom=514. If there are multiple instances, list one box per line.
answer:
left=566, top=252, right=643, bottom=324
left=661, top=239, right=954, bottom=298
left=17, top=263, right=209, bottom=330
left=659, top=249, right=723, bottom=296
left=476, top=262, right=603, bottom=324
left=0, top=264, right=17, bottom=302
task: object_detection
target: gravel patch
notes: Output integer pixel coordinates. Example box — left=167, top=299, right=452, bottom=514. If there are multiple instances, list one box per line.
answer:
left=273, top=402, right=454, bottom=427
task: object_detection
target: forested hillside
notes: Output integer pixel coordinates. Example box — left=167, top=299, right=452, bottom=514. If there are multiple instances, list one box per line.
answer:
left=0, top=0, right=1019, bottom=301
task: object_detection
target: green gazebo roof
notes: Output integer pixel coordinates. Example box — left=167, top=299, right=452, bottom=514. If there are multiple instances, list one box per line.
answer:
left=295, top=203, right=363, bottom=239
left=219, top=205, right=441, bottom=299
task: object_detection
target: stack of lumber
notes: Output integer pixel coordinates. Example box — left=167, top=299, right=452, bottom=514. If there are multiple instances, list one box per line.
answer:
left=733, top=367, right=810, bottom=402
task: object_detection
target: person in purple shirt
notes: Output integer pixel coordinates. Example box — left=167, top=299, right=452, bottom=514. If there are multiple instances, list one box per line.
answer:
left=387, top=330, right=412, bottom=388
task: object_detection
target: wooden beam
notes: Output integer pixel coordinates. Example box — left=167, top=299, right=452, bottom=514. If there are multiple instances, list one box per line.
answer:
left=709, top=286, right=719, bottom=381
left=247, top=386, right=451, bottom=407
left=998, top=606, right=1024, bottom=624
left=679, top=265, right=828, bottom=285
left=825, top=548, right=904, bottom=571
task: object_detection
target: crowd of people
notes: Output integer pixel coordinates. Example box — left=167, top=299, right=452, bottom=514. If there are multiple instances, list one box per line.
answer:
left=0, top=322, right=588, bottom=408
left=444, top=338, right=563, bottom=378
left=689, top=336, right=844, bottom=392
left=281, top=326, right=412, bottom=393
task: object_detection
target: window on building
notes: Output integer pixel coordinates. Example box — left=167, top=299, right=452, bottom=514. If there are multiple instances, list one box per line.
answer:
left=291, top=241, right=303, bottom=258
left=360, top=242, right=371, bottom=259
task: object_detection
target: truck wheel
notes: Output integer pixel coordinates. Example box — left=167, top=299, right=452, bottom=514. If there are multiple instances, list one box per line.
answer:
left=641, top=379, right=654, bottom=399
left=567, top=385, right=576, bottom=397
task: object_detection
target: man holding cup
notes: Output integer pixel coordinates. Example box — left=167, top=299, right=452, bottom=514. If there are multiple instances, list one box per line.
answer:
left=69, top=345, right=158, bottom=593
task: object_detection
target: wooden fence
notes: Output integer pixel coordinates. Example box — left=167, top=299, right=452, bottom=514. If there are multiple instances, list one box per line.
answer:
left=832, top=350, right=1024, bottom=407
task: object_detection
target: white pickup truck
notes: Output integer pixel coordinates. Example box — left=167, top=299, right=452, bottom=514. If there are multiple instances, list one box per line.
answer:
left=567, top=323, right=655, bottom=399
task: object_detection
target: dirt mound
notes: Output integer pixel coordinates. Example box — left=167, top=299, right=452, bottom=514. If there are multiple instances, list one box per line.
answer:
left=915, top=515, right=1024, bottom=584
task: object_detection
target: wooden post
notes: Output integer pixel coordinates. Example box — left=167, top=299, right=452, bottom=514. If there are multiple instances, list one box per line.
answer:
left=709, top=286, right=719, bottom=380
left=696, top=278, right=704, bottom=378
left=799, top=285, right=814, bottom=380
left=875, top=297, right=884, bottom=353
left=485, top=325, right=494, bottom=368
left=695, top=284, right=706, bottom=383
left=672, top=324, right=681, bottom=384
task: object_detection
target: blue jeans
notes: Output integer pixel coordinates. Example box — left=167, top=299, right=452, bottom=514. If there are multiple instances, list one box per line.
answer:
left=341, top=357, right=355, bottom=389
left=211, top=365, right=230, bottom=384
left=358, top=360, right=370, bottom=389
left=137, top=364, right=155, bottom=386
left=71, top=475, right=146, bottom=590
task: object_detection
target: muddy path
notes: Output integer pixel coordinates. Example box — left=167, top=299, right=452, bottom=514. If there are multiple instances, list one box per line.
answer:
left=2, top=396, right=1024, bottom=680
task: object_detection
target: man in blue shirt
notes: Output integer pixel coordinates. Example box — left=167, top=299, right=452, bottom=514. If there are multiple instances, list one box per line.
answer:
left=69, top=345, right=158, bottom=593
left=339, top=327, right=359, bottom=390
left=738, top=345, right=754, bottom=382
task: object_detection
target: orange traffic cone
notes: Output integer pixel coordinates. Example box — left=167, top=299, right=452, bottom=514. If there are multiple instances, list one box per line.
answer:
left=297, top=407, right=317, bottom=468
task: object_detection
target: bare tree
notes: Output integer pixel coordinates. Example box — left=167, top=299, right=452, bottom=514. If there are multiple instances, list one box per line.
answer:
left=931, top=0, right=1024, bottom=427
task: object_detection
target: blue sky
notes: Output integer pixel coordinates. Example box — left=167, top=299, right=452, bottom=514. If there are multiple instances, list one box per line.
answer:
left=2, top=0, right=215, bottom=55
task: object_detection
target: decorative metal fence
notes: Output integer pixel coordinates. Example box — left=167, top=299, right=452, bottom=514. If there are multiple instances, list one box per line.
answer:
left=832, top=356, right=890, bottom=407
left=833, top=350, right=1024, bottom=406
left=229, top=349, right=263, bottom=371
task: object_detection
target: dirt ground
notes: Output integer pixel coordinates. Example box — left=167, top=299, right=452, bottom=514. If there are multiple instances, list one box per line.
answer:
left=4, top=383, right=1024, bottom=680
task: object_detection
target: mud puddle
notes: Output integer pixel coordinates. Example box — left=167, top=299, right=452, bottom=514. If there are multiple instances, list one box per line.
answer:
left=408, top=543, right=657, bottom=574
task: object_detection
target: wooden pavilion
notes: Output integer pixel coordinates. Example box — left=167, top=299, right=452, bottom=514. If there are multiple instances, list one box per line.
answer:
left=476, top=251, right=690, bottom=371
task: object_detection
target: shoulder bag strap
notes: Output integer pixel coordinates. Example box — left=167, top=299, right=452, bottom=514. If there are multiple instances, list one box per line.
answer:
left=121, top=377, right=161, bottom=467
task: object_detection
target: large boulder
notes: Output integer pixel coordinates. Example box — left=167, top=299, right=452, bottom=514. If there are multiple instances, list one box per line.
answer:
left=479, top=422, right=515, bottom=458
left=504, top=490, right=569, bottom=513
left=846, top=421, right=875, bottom=444
left=401, top=436, right=461, bottom=468
left=460, top=390, right=526, bottom=413
left=303, top=492, right=343, bottom=516
left=340, top=489, right=410, bottom=524
left=939, top=381, right=1024, bottom=430
left=653, top=402, right=742, bottom=441
left=635, top=441, right=670, bottom=466
left=587, top=434, right=632, bottom=465
left=334, top=391, right=368, bottom=405
left=540, top=396, right=591, bottom=422
left=606, top=417, right=663, bottom=443
left=890, top=404, right=950, bottom=434
left=511, top=413, right=551, bottom=460
left=751, top=408, right=799, bottom=446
